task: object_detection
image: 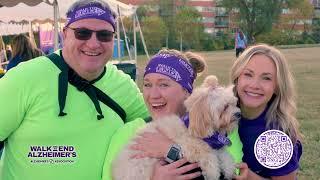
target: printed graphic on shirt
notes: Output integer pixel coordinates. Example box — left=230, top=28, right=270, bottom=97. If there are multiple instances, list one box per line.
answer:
left=28, top=145, right=77, bottom=164
left=254, top=130, right=293, bottom=169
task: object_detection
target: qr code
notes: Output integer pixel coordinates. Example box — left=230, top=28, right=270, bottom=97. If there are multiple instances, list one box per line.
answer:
left=254, top=130, right=293, bottom=169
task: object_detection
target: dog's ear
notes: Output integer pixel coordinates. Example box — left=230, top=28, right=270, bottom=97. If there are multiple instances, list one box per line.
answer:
left=201, top=75, right=218, bottom=88
left=226, top=85, right=235, bottom=94
left=188, top=95, right=213, bottom=138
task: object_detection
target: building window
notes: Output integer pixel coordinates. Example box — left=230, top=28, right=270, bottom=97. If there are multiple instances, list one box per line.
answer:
left=215, top=7, right=227, bottom=16
left=202, top=6, right=215, bottom=12
left=282, top=8, right=290, bottom=14
left=202, top=17, right=215, bottom=23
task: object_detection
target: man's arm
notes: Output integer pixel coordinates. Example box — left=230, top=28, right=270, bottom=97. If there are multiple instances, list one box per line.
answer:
left=0, top=71, right=27, bottom=141
left=106, top=63, right=149, bottom=123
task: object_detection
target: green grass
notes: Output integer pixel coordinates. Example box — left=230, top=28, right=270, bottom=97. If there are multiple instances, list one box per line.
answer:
left=134, top=47, right=320, bottom=179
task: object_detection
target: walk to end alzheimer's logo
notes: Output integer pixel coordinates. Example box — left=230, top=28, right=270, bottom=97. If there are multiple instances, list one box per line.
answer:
left=28, top=145, right=77, bottom=164
left=254, top=130, right=293, bottom=169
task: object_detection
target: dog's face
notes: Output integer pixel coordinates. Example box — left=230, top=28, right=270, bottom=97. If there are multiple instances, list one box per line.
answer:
left=184, top=76, right=241, bottom=138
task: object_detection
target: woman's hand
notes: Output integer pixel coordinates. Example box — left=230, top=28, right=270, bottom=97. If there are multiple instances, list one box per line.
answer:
left=152, top=158, right=202, bottom=180
left=130, top=127, right=174, bottom=158
left=234, top=162, right=249, bottom=180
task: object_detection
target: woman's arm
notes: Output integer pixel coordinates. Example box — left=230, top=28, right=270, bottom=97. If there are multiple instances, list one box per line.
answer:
left=152, top=158, right=201, bottom=180
left=130, top=127, right=173, bottom=158
left=235, top=164, right=269, bottom=180
left=271, top=171, right=296, bottom=180
left=248, top=170, right=296, bottom=180
left=130, top=128, right=204, bottom=180
left=234, top=163, right=249, bottom=180
left=235, top=162, right=297, bottom=180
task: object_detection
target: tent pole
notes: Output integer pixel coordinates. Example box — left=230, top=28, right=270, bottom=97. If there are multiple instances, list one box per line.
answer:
left=119, top=7, right=132, bottom=60
left=133, top=13, right=137, bottom=61
left=117, top=5, right=121, bottom=61
left=135, top=14, right=149, bottom=59
left=53, top=0, right=59, bottom=50
left=28, top=21, right=37, bottom=47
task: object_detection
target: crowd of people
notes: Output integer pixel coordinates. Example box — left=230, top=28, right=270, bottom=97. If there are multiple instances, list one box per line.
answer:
left=0, top=0, right=303, bottom=180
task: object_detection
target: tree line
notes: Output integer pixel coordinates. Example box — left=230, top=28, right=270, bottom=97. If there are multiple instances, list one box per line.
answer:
left=121, top=0, right=320, bottom=53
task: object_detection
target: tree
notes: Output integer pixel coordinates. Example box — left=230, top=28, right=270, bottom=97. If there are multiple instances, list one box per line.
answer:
left=221, top=0, right=296, bottom=42
left=311, top=18, right=320, bottom=43
left=141, top=16, right=167, bottom=53
left=277, top=0, right=314, bottom=39
left=136, top=6, right=148, bottom=18
left=158, top=0, right=177, bottom=48
left=174, top=7, right=204, bottom=50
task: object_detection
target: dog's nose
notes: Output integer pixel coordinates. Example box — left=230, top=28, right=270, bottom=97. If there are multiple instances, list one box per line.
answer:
left=234, top=112, right=241, bottom=120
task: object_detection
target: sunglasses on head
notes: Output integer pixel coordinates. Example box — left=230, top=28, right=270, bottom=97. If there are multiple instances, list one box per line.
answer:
left=67, top=27, right=114, bottom=42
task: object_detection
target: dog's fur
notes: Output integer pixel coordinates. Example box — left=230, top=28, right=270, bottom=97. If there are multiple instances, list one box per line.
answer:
left=112, top=75, right=240, bottom=180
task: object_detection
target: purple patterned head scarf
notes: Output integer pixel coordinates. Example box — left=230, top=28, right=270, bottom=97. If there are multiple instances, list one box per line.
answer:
left=182, top=114, right=231, bottom=149
left=65, top=3, right=116, bottom=31
left=144, top=52, right=195, bottom=93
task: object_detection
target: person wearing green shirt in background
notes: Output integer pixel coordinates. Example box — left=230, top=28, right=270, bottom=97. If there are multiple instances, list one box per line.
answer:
left=0, top=0, right=148, bottom=179
left=102, top=49, right=244, bottom=180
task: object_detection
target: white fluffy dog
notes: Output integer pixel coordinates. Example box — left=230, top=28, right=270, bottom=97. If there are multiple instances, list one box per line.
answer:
left=112, top=75, right=241, bottom=180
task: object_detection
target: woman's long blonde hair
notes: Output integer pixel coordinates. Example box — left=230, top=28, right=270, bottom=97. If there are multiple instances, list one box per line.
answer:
left=230, top=44, right=302, bottom=142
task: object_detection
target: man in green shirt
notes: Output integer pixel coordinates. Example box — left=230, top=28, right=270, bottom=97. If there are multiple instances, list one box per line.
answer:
left=0, top=0, right=148, bottom=179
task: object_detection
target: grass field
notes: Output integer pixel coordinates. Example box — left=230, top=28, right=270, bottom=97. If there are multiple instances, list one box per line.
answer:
left=134, top=47, right=320, bottom=179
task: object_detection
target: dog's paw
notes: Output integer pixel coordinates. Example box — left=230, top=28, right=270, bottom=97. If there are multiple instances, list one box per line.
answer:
left=218, top=149, right=236, bottom=180
left=198, top=152, right=220, bottom=180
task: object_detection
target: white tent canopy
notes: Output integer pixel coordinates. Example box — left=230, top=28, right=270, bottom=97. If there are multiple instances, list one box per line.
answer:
left=0, top=0, right=135, bottom=20
left=0, top=22, right=37, bottom=36
left=0, top=0, right=135, bottom=35
left=0, top=2, right=55, bottom=23
left=0, top=0, right=52, bottom=7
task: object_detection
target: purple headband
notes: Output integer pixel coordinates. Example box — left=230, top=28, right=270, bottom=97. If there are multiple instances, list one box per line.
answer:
left=144, top=53, right=195, bottom=93
left=65, top=3, right=116, bottom=31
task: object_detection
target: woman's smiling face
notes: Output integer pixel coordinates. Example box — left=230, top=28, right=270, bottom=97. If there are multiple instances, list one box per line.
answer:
left=236, top=54, right=277, bottom=119
left=143, top=73, right=189, bottom=120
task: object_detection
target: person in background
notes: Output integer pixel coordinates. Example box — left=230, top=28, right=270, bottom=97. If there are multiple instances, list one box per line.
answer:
left=0, top=0, right=148, bottom=179
left=235, top=29, right=247, bottom=58
left=6, top=34, right=43, bottom=71
left=231, top=44, right=303, bottom=179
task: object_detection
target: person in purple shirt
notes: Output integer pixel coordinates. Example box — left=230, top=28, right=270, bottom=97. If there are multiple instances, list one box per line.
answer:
left=231, top=44, right=303, bottom=179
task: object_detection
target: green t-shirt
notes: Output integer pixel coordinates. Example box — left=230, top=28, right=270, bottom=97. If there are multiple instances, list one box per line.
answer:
left=0, top=53, right=149, bottom=180
left=102, top=120, right=243, bottom=180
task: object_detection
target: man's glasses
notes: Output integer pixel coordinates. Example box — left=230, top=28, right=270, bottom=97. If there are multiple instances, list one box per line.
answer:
left=67, top=27, right=114, bottom=42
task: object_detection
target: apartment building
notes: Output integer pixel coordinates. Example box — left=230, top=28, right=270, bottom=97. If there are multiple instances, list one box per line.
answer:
left=119, top=0, right=318, bottom=34
left=119, top=0, right=231, bottom=34
left=311, top=0, right=320, bottom=22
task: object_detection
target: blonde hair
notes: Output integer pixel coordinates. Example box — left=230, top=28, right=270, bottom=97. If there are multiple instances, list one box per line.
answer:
left=157, top=49, right=207, bottom=79
left=230, top=44, right=302, bottom=142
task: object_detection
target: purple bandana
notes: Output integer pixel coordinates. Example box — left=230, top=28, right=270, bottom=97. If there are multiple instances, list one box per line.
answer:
left=65, top=3, right=116, bottom=31
left=182, top=114, right=231, bottom=149
left=144, top=53, right=195, bottom=93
